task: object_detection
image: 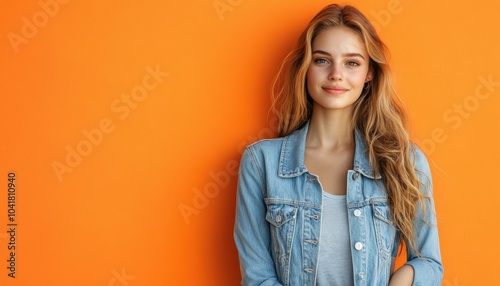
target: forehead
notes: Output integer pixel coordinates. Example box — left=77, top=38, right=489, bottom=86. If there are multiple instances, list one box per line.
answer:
left=312, top=26, right=367, bottom=56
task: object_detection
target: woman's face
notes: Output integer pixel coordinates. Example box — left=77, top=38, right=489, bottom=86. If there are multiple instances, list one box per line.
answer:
left=307, top=26, right=372, bottom=113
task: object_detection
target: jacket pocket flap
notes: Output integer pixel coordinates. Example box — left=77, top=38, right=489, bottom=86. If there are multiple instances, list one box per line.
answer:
left=265, top=204, right=297, bottom=227
left=372, top=203, right=395, bottom=226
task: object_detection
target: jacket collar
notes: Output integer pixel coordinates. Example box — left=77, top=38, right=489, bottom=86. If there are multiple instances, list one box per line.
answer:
left=278, top=121, right=381, bottom=179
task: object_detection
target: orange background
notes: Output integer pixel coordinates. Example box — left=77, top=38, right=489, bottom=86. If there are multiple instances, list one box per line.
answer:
left=1, top=0, right=499, bottom=285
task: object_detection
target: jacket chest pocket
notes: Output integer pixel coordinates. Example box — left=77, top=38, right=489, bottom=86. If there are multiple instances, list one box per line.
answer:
left=265, top=203, right=298, bottom=285
left=372, top=202, right=398, bottom=283
left=372, top=202, right=397, bottom=259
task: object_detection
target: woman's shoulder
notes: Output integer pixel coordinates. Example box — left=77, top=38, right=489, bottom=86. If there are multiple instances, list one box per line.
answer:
left=410, top=143, right=433, bottom=192
left=239, top=137, right=285, bottom=174
left=245, top=136, right=285, bottom=156
left=411, top=144, right=430, bottom=173
left=245, top=124, right=306, bottom=154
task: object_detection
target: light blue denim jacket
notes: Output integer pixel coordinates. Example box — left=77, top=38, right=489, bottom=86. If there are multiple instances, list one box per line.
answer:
left=234, top=121, right=443, bottom=286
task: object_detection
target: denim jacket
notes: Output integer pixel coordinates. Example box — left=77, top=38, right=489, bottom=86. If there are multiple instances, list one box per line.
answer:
left=234, top=121, right=443, bottom=286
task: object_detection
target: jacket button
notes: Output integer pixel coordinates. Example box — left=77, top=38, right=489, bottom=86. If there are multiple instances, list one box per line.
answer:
left=354, top=242, right=363, bottom=250
left=353, top=172, right=359, bottom=180
left=276, top=214, right=282, bottom=223
left=353, top=209, right=361, bottom=217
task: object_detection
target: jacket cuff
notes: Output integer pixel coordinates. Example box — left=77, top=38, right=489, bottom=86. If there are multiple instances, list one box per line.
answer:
left=405, top=258, right=443, bottom=286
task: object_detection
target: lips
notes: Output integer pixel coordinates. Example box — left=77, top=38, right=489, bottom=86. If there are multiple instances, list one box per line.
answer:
left=322, top=86, right=349, bottom=95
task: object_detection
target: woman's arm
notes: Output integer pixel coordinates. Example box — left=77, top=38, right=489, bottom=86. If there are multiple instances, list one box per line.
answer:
left=401, top=147, right=444, bottom=285
left=388, top=265, right=414, bottom=286
left=234, top=147, right=283, bottom=286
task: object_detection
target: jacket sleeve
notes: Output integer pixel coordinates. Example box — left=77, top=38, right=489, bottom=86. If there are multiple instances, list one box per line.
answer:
left=234, top=146, right=283, bottom=286
left=405, top=147, right=444, bottom=286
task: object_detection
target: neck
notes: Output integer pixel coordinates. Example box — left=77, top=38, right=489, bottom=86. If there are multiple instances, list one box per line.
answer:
left=306, top=104, right=354, bottom=150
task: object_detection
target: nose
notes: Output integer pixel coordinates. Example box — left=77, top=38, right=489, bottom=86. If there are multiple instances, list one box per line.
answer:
left=329, top=64, right=342, bottom=81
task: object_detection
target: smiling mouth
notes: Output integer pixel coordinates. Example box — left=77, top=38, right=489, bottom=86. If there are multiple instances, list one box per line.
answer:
left=322, top=86, right=349, bottom=95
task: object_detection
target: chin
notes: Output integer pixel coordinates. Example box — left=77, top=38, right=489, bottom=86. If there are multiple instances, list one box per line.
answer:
left=315, top=102, right=355, bottom=111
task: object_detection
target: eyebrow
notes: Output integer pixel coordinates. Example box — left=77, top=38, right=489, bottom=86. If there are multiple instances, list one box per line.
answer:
left=312, top=50, right=365, bottom=60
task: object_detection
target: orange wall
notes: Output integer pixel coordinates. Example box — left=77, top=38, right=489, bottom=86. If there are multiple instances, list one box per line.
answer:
left=1, top=0, right=499, bottom=285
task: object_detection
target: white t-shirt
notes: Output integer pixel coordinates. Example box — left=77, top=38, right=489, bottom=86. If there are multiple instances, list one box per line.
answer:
left=316, top=192, right=354, bottom=286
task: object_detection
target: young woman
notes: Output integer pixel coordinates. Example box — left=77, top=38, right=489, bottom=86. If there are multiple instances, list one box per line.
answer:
left=234, top=4, right=443, bottom=286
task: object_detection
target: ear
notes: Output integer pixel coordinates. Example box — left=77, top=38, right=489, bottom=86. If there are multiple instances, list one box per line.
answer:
left=365, top=67, right=374, bottom=82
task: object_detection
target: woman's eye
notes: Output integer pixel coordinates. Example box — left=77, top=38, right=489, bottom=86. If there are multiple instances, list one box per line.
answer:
left=314, top=58, right=329, bottom=64
left=347, top=61, right=360, bottom=67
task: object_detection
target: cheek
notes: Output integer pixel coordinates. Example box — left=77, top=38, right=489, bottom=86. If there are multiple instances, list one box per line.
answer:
left=306, top=68, right=321, bottom=87
left=348, top=70, right=369, bottom=87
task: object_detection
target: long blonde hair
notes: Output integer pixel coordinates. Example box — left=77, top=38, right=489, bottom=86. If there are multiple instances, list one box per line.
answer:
left=271, top=4, right=429, bottom=255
